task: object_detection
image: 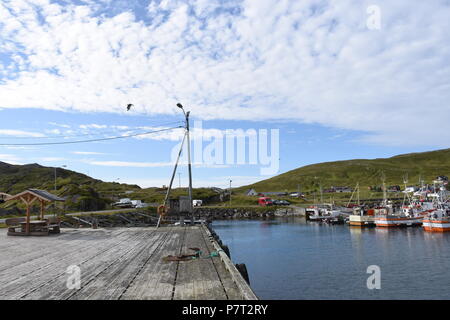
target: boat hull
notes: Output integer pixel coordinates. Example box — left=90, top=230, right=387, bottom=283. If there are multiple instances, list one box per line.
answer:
left=375, top=216, right=423, bottom=228
left=422, top=219, right=450, bottom=232
left=349, top=215, right=376, bottom=227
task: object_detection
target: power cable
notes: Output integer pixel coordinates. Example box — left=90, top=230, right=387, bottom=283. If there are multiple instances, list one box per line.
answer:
left=0, top=126, right=183, bottom=146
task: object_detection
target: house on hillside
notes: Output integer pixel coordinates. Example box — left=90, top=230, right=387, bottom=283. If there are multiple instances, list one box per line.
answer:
left=209, top=187, right=228, bottom=202
left=245, top=189, right=258, bottom=196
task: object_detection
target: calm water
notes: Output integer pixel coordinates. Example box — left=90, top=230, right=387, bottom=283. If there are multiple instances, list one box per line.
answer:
left=212, top=217, right=450, bottom=300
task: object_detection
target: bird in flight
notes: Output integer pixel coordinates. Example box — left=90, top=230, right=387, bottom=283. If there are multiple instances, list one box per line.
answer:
left=126, top=104, right=133, bottom=111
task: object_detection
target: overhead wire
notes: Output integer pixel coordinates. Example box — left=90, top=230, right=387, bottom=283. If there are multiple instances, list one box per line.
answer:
left=0, top=126, right=184, bottom=146
left=0, top=120, right=184, bottom=140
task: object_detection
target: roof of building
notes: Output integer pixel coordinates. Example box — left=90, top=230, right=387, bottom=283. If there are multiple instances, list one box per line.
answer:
left=6, top=189, right=65, bottom=202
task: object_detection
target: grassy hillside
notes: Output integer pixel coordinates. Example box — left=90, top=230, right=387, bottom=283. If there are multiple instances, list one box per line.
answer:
left=0, top=162, right=141, bottom=213
left=237, top=148, right=450, bottom=194
left=0, top=162, right=221, bottom=214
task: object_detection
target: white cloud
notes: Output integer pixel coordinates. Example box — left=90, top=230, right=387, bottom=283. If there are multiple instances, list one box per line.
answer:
left=0, top=0, right=449, bottom=146
left=0, top=153, right=23, bottom=164
left=0, top=129, right=45, bottom=137
left=48, top=122, right=71, bottom=128
left=39, top=157, right=66, bottom=162
left=85, top=160, right=174, bottom=168
left=71, top=151, right=108, bottom=155
left=79, top=124, right=108, bottom=129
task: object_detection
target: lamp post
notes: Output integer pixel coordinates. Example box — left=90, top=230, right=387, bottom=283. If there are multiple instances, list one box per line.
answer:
left=177, top=103, right=193, bottom=216
left=53, top=165, right=66, bottom=216
left=229, top=179, right=232, bottom=206
left=54, top=165, right=67, bottom=192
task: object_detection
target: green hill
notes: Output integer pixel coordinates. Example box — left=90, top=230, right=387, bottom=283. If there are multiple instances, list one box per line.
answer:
left=0, top=162, right=221, bottom=214
left=0, top=162, right=141, bottom=212
left=238, top=148, right=450, bottom=194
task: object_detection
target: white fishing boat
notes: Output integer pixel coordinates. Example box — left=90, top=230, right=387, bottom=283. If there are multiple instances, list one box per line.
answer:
left=422, top=208, right=450, bottom=232
left=305, top=205, right=329, bottom=221
left=423, top=182, right=450, bottom=232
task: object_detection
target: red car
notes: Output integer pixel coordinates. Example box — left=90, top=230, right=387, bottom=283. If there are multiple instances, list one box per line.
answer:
left=258, top=197, right=273, bottom=206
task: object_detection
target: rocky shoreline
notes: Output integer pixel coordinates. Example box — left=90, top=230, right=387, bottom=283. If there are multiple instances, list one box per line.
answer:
left=193, top=206, right=305, bottom=219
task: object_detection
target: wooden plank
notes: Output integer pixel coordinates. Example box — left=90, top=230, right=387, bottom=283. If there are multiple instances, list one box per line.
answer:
left=119, top=227, right=186, bottom=300
left=199, top=226, right=242, bottom=299
left=202, top=225, right=258, bottom=300
left=0, top=229, right=130, bottom=279
left=173, top=226, right=228, bottom=300
left=68, top=228, right=165, bottom=300
left=22, top=228, right=153, bottom=300
left=0, top=229, right=146, bottom=299
left=0, top=226, right=256, bottom=300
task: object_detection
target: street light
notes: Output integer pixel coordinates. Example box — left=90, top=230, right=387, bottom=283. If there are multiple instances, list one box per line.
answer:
left=54, top=165, right=67, bottom=192
left=53, top=165, right=66, bottom=216
left=229, top=179, right=232, bottom=206
left=177, top=103, right=193, bottom=216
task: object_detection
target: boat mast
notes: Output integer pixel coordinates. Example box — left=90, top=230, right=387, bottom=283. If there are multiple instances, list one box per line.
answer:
left=381, top=172, right=388, bottom=207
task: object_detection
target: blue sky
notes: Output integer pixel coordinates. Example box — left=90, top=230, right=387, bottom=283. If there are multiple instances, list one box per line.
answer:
left=0, top=0, right=449, bottom=188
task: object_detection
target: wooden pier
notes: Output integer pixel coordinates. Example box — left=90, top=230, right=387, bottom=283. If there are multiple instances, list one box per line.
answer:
left=0, top=225, right=257, bottom=300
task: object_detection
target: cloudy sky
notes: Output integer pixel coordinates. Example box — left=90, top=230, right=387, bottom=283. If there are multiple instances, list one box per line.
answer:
left=0, top=0, right=449, bottom=188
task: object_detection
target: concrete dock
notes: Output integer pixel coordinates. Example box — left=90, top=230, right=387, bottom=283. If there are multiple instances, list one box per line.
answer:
left=0, top=225, right=257, bottom=300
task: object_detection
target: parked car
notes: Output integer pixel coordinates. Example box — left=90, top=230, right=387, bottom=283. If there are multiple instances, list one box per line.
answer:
left=273, top=199, right=291, bottom=206
left=258, top=197, right=273, bottom=206
left=193, top=199, right=203, bottom=207
left=113, top=198, right=133, bottom=208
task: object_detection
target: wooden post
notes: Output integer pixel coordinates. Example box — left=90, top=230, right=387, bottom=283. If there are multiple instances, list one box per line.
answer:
left=25, top=197, right=30, bottom=235
left=40, top=200, right=45, bottom=220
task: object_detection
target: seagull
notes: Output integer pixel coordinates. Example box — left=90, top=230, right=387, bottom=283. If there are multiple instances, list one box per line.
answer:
left=126, top=104, right=133, bottom=111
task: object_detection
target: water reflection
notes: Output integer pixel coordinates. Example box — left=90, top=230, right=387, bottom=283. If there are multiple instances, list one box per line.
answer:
left=212, top=219, right=450, bottom=300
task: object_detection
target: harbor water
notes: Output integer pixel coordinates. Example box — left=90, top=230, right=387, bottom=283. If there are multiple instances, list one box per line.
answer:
left=212, top=217, right=450, bottom=300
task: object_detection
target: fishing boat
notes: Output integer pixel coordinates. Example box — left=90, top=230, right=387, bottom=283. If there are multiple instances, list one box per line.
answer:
left=422, top=182, right=450, bottom=232
left=374, top=177, right=405, bottom=228
left=305, top=205, right=329, bottom=221
left=347, top=183, right=376, bottom=227
left=422, top=208, right=450, bottom=232
left=306, top=202, right=345, bottom=222
left=349, top=207, right=376, bottom=227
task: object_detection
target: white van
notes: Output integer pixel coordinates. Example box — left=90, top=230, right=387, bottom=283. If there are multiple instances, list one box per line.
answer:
left=193, top=199, right=203, bottom=207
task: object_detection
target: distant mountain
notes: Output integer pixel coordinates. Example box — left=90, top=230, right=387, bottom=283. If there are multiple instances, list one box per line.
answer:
left=238, top=148, right=450, bottom=193
left=0, top=161, right=141, bottom=212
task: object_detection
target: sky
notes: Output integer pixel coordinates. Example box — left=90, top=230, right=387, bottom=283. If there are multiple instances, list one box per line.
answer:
left=0, top=0, right=449, bottom=188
